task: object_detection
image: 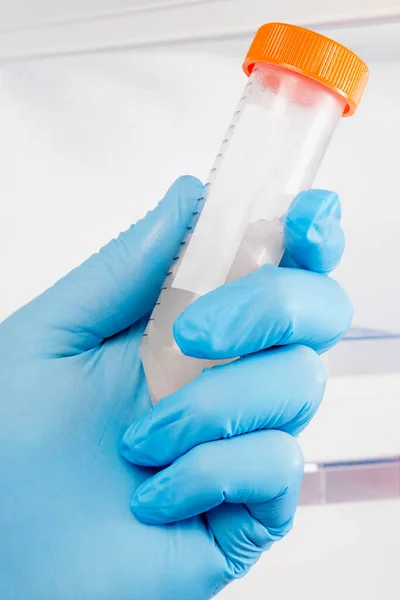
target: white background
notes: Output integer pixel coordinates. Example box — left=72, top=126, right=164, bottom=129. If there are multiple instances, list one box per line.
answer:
left=0, top=2, right=400, bottom=599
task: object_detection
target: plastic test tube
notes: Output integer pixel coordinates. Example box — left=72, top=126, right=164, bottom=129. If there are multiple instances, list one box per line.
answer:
left=141, top=23, right=369, bottom=404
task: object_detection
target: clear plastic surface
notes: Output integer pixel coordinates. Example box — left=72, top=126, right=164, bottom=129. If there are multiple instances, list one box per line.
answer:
left=142, top=63, right=346, bottom=404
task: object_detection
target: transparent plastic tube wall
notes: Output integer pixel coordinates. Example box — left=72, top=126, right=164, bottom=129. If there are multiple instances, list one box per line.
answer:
left=141, top=23, right=369, bottom=404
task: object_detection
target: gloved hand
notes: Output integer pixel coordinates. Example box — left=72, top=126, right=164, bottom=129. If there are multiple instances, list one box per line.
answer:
left=0, top=176, right=351, bottom=600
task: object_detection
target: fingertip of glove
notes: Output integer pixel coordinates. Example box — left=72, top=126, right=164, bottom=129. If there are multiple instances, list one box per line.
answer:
left=285, top=190, right=344, bottom=272
left=130, top=500, right=160, bottom=525
left=170, top=175, right=204, bottom=197
left=130, top=483, right=167, bottom=525
left=173, top=311, right=209, bottom=358
left=289, top=190, right=341, bottom=219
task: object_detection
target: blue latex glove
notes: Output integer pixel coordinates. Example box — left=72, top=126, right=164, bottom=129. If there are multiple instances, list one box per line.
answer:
left=0, top=177, right=351, bottom=600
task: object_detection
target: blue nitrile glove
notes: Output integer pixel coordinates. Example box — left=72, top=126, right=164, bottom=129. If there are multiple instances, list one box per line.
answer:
left=0, top=177, right=351, bottom=600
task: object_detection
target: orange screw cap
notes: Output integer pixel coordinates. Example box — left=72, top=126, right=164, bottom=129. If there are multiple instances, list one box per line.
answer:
left=243, top=23, right=369, bottom=116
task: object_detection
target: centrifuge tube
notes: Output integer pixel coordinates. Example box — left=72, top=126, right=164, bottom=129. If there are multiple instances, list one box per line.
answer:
left=141, top=22, right=369, bottom=404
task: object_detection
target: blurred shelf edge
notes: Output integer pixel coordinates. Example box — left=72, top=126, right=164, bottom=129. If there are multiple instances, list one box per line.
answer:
left=0, top=0, right=400, bottom=60
left=300, top=457, right=400, bottom=506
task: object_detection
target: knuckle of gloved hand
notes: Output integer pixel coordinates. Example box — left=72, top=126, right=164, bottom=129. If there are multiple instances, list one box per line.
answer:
left=332, top=280, right=354, bottom=338
left=265, top=430, right=305, bottom=486
left=264, top=514, right=296, bottom=545
left=281, top=432, right=305, bottom=482
left=291, top=345, right=327, bottom=412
